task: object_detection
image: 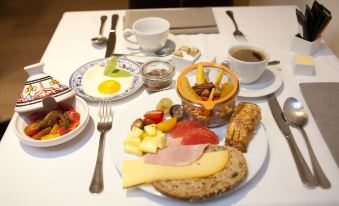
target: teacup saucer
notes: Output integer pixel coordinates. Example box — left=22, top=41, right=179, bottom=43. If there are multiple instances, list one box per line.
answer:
left=238, top=67, right=283, bottom=98
left=123, top=33, right=183, bottom=62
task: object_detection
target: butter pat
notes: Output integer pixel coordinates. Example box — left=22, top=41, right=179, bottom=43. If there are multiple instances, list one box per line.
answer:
left=292, top=54, right=315, bottom=76
left=122, top=150, right=230, bottom=188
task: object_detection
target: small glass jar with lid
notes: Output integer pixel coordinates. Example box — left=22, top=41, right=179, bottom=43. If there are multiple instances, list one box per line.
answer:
left=141, top=60, right=175, bottom=93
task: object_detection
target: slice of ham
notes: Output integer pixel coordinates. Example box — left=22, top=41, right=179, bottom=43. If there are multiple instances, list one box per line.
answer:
left=143, top=144, right=208, bottom=166
left=165, top=136, right=182, bottom=147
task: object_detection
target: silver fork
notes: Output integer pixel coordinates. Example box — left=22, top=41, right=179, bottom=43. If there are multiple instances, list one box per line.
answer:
left=89, top=101, right=114, bottom=194
left=226, top=10, right=247, bottom=42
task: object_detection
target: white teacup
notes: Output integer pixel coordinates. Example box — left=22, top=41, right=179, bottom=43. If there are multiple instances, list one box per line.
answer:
left=123, top=17, right=170, bottom=52
left=226, top=44, right=270, bottom=84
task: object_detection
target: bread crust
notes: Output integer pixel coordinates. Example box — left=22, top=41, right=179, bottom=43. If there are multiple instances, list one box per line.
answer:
left=152, top=145, right=247, bottom=201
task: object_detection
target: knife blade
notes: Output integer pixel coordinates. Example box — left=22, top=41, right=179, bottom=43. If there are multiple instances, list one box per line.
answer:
left=268, top=94, right=317, bottom=187
left=105, top=14, right=119, bottom=58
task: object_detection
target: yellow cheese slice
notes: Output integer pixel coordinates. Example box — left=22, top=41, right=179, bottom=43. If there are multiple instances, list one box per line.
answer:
left=122, top=150, right=230, bottom=188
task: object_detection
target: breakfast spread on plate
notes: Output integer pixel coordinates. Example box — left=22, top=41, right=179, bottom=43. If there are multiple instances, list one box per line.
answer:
left=81, top=57, right=134, bottom=98
left=24, top=103, right=80, bottom=140
left=120, top=63, right=261, bottom=201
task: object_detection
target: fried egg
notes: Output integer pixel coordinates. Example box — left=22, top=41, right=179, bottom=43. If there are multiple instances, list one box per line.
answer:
left=82, top=65, right=134, bottom=98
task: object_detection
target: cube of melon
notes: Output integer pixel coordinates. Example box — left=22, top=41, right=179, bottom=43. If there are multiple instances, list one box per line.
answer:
left=143, top=132, right=166, bottom=149
left=131, top=126, right=144, bottom=138
left=144, top=124, right=157, bottom=136
left=124, top=134, right=141, bottom=146
left=123, top=144, right=143, bottom=156
left=139, top=139, right=158, bottom=153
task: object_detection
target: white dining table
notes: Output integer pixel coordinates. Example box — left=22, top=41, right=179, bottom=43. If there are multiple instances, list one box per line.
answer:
left=1, top=5, right=339, bottom=206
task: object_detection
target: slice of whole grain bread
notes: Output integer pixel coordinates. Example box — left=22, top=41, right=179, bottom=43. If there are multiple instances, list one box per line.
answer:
left=151, top=145, right=247, bottom=201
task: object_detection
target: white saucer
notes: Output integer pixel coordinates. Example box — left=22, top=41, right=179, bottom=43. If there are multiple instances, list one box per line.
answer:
left=123, top=33, right=183, bottom=62
left=238, top=67, right=283, bottom=98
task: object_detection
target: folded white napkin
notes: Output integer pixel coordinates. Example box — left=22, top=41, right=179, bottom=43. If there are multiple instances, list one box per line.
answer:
left=124, top=7, right=219, bottom=34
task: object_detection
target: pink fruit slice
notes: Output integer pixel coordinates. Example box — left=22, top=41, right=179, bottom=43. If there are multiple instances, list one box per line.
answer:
left=170, top=120, right=203, bottom=138
left=181, top=128, right=219, bottom=145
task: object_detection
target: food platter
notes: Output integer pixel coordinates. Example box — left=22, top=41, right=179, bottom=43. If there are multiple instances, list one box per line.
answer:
left=109, top=89, right=268, bottom=198
left=69, top=57, right=143, bottom=102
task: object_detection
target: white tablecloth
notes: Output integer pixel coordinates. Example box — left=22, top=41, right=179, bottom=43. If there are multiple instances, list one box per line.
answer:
left=1, top=6, right=339, bottom=206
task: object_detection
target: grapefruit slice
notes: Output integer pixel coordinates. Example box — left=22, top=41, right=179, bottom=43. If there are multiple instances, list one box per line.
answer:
left=170, top=120, right=203, bottom=138
left=181, top=128, right=219, bottom=145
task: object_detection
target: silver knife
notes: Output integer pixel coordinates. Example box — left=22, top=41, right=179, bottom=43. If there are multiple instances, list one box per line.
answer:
left=268, top=94, right=317, bottom=187
left=105, top=14, right=119, bottom=58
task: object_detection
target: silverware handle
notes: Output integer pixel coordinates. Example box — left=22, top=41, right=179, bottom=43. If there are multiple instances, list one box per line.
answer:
left=268, top=60, right=280, bottom=66
left=99, top=16, right=107, bottom=36
left=299, top=127, right=331, bottom=188
left=89, top=131, right=106, bottom=193
left=286, top=135, right=317, bottom=187
left=226, top=10, right=239, bottom=30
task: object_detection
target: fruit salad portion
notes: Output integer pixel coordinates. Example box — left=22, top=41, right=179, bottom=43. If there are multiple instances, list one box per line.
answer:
left=181, top=63, right=234, bottom=102
left=123, top=98, right=181, bottom=156
left=178, top=63, right=237, bottom=127
left=123, top=95, right=223, bottom=156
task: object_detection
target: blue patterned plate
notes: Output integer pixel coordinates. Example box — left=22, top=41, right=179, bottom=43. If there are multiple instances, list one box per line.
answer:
left=69, top=57, right=142, bottom=102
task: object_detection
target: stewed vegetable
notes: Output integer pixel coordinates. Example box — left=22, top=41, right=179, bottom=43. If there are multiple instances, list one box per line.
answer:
left=24, top=103, right=80, bottom=140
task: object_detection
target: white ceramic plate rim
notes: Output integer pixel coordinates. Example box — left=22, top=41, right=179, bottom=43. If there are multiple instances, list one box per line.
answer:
left=13, top=96, right=89, bottom=147
left=108, top=89, right=268, bottom=199
left=69, top=57, right=143, bottom=102
left=239, top=67, right=283, bottom=98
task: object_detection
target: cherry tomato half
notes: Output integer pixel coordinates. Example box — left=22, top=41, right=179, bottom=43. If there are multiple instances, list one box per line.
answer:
left=143, top=110, right=164, bottom=123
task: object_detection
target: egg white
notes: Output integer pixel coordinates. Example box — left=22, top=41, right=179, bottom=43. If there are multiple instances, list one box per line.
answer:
left=82, top=65, right=134, bottom=98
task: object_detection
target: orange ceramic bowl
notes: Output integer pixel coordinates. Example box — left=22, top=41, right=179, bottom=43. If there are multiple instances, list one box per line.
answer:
left=177, top=62, right=239, bottom=127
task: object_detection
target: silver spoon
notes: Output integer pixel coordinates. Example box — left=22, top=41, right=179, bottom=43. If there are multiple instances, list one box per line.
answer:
left=91, top=15, right=108, bottom=44
left=283, top=97, right=331, bottom=189
left=113, top=47, right=175, bottom=57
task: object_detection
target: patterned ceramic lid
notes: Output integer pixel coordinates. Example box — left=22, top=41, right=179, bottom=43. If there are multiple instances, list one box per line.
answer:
left=15, top=62, right=76, bottom=113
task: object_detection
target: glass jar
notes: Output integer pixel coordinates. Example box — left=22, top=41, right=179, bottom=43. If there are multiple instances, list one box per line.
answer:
left=177, top=62, right=239, bottom=127
left=141, top=60, right=175, bottom=93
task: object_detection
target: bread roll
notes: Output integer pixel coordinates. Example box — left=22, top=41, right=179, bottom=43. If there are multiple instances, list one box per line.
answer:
left=225, top=102, right=261, bottom=152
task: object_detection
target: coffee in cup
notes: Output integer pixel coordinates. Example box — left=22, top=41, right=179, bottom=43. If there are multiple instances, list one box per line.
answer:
left=227, top=45, right=269, bottom=84
left=123, top=17, right=170, bottom=52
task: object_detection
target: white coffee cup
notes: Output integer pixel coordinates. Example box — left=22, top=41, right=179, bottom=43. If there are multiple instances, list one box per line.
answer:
left=226, top=44, right=270, bottom=84
left=123, top=17, right=170, bottom=52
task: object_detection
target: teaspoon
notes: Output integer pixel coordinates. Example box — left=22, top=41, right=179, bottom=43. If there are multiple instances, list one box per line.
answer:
left=112, top=47, right=175, bottom=57
left=91, top=15, right=108, bottom=44
left=283, top=97, right=331, bottom=189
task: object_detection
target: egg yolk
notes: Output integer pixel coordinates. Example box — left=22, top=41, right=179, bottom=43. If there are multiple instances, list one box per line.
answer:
left=98, top=80, right=121, bottom=94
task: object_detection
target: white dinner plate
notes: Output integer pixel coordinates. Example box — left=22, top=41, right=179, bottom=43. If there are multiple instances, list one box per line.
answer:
left=109, top=89, right=269, bottom=199
left=69, top=57, right=143, bottom=102
left=239, top=67, right=283, bottom=98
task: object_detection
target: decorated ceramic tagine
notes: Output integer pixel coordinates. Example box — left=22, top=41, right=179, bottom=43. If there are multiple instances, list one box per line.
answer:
left=15, top=62, right=76, bottom=113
